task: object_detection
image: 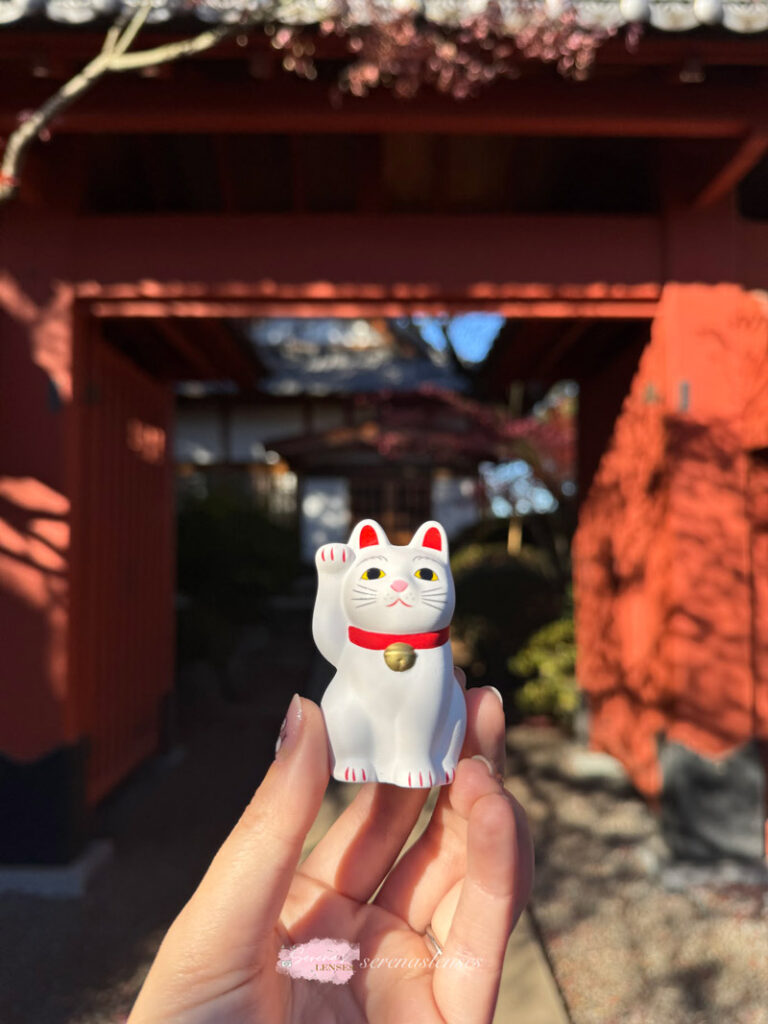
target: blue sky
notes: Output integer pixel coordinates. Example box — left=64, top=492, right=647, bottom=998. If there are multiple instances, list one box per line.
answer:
left=249, top=314, right=504, bottom=365
left=413, top=313, right=505, bottom=364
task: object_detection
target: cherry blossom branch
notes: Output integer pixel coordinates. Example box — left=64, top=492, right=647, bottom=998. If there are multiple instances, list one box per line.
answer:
left=0, top=2, right=248, bottom=205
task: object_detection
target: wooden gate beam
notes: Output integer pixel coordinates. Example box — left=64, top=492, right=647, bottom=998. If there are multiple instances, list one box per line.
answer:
left=1, top=75, right=765, bottom=138
left=6, top=208, right=768, bottom=299
left=693, top=131, right=768, bottom=209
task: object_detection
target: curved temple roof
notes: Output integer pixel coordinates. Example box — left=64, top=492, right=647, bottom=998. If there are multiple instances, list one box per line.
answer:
left=1, top=0, right=767, bottom=31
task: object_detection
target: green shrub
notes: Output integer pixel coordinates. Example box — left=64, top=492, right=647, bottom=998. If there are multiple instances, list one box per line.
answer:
left=176, top=478, right=300, bottom=669
left=449, top=517, right=510, bottom=552
left=509, top=616, right=579, bottom=722
left=450, top=543, right=562, bottom=684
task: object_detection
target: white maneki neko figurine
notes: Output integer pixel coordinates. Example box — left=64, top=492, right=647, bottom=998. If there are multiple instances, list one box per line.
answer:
left=312, top=519, right=466, bottom=788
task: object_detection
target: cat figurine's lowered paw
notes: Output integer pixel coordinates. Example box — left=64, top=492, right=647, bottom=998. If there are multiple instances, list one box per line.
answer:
left=313, top=519, right=467, bottom=789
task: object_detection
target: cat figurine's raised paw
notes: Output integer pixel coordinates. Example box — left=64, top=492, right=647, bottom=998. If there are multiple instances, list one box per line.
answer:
left=313, top=519, right=466, bottom=788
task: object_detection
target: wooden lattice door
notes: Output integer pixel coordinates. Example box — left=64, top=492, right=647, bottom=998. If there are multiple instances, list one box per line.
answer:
left=350, top=474, right=431, bottom=544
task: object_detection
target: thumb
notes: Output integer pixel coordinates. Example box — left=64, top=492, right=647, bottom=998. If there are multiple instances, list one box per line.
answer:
left=174, top=695, right=330, bottom=960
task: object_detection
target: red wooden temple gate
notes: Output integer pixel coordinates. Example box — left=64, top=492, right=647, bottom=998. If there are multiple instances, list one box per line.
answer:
left=2, top=10, right=768, bottom=861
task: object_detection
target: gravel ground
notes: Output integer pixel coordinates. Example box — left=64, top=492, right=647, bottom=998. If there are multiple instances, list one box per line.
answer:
left=506, top=725, right=768, bottom=1024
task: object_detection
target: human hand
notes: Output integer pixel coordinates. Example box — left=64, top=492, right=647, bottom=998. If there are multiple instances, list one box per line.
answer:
left=128, top=679, right=533, bottom=1024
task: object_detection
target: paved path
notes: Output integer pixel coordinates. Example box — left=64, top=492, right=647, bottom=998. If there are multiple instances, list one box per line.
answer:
left=497, top=910, right=570, bottom=1024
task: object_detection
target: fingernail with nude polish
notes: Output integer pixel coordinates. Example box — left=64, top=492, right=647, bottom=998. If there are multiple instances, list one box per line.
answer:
left=486, top=686, right=504, bottom=708
left=471, top=753, right=504, bottom=786
left=275, top=693, right=303, bottom=760
left=471, top=754, right=495, bottom=776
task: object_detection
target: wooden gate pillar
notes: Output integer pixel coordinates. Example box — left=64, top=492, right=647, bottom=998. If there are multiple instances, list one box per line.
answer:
left=0, top=279, right=85, bottom=862
left=574, top=282, right=768, bottom=860
left=0, top=278, right=175, bottom=863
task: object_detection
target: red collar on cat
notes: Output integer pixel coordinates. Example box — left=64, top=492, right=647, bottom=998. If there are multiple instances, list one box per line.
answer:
left=348, top=625, right=450, bottom=650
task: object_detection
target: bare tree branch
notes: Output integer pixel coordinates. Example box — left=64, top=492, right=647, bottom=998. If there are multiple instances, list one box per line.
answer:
left=101, top=7, right=137, bottom=57
left=110, top=23, right=239, bottom=71
left=111, top=0, right=154, bottom=57
left=0, top=3, right=248, bottom=206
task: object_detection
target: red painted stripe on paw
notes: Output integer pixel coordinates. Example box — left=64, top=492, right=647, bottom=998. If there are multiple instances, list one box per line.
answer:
left=351, top=768, right=355, bottom=781
left=330, top=548, right=334, bottom=560
left=419, top=771, right=423, bottom=786
left=342, top=550, right=346, bottom=562
left=321, top=549, right=325, bottom=561
left=361, top=769, right=366, bottom=781
left=345, top=767, right=349, bottom=781
left=428, top=771, right=433, bottom=786
left=408, top=771, right=412, bottom=787
left=445, top=770, right=450, bottom=783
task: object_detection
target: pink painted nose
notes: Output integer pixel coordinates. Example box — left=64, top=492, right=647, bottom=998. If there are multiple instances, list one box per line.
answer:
left=390, top=578, right=409, bottom=592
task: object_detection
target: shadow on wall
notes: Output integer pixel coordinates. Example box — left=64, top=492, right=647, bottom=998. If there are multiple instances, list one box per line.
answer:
left=0, top=312, right=71, bottom=756
left=574, top=284, right=768, bottom=860
left=0, top=295, right=77, bottom=860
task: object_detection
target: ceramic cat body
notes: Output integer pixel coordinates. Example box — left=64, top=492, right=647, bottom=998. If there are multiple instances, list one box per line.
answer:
left=313, top=519, right=466, bottom=788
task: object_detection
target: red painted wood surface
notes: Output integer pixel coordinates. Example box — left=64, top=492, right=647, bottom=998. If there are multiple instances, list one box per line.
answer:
left=0, top=294, right=73, bottom=761
left=0, top=76, right=762, bottom=138
left=70, top=328, right=174, bottom=805
left=574, top=283, right=768, bottom=798
left=4, top=207, right=768, bottom=302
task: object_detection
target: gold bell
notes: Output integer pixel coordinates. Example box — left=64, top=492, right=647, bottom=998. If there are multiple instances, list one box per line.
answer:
left=383, top=642, right=417, bottom=672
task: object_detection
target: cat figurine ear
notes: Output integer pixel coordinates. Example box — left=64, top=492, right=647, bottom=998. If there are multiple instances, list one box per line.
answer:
left=409, top=521, right=449, bottom=560
left=349, top=518, right=390, bottom=551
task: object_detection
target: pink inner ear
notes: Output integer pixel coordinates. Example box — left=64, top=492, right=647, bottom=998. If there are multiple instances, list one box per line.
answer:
left=423, top=527, right=442, bottom=551
left=359, top=524, right=379, bottom=548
